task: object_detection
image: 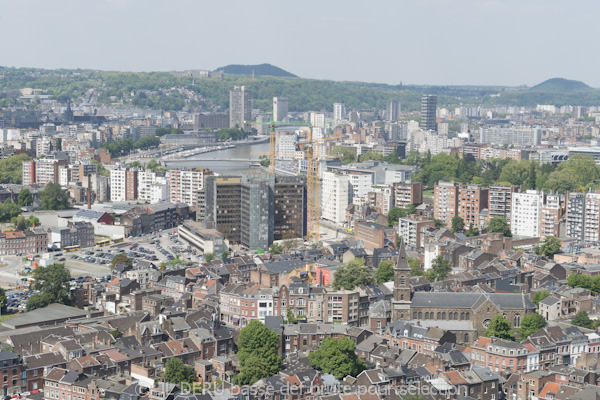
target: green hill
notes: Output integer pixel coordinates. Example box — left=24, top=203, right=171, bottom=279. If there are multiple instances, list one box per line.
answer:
left=529, top=78, right=596, bottom=93
left=215, top=63, right=297, bottom=78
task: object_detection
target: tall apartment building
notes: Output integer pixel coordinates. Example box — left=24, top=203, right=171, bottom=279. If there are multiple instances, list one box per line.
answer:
left=109, top=167, right=138, bottom=202
left=540, top=194, right=564, bottom=239
left=126, top=170, right=138, bottom=200
left=584, top=193, right=600, bottom=242
left=22, top=161, right=35, bottom=185
left=398, top=216, right=436, bottom=249
left=333, top=103, right=345, bottom=124
left=273, top=97, right=288, bottom=122
left=458, top=184, right=488, bottom=230
left=420, top=94, right=437, bottom=132
left=511, top=190, right=543, bottom=237
left=349, top=172, right=372, bottom=205
left=168, top=168, right=209, bottom=207
left=433, top=181, right=459, bottom=227
left=322, top=172, right=351, bottom=225
left=480, top=127, right=541, bottom=147
left=229, top=86, right=251, bottom=129
left=23, top=158, right=68, bottom=185
left=488, top=185, right=518, bottom=224
left=138, top=170, right=157, bottom=202
left=393, top=181, right=423, bottom=208
left=566, top=193, right=586, bottom=241
left=387, top=100, right=401, bottom=122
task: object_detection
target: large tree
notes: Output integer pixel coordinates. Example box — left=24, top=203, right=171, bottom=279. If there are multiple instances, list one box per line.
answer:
left=487, top=217, right=512, bottom=237
left=532, top=290, right=550, bottom=307
left=483, top=314, right=515, bottom=341
left=0, top=199, right=22, bottom=223
left=534, top=236, right=562, bottom=258
left=375, top=261, right=394, bottom=284
left=111, top=253, right=133, bottom=268
left=429, top=256, right=452, bottom=282
left=164, top=357, right=196, bottom=385
left=517, top=313, right=547, bottom=339
left=39, top=182, right=70, bottom=210
left=17, top=188, right=33, bottom=207
left=408, top=257, right=424, bottom=276
left=308, top=337, right=366, bottom=379
left=572, top=311, right=596, bottom=330
left=26, top=263, right=71, bottom=311
left=333, top=258, right=375, bottom=290
left=451, top=216, right=465, bottom=233
left=236, top=320, right=281, bottom=384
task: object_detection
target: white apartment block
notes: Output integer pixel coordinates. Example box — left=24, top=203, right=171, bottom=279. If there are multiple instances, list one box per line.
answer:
left=322, top=171, right=350, bottom=225
left=584, top=193, right=600, bottom=242
left=348, top=172, right=372, bottom=204
left=36, top=138, right=52, bottom=157
left=310, top=112, right=326, bottom=127
left=150, top=181, right=169, bottom=204
left=36, top=159, right=60, bottom=185
left=110, top=168, right=127, bottom=202
left=511, top=190, right=543, bottom=237
left=276, top=133, right=297, bottom=160
left=138, top=171, right=157, bottom=202
left=333, top=103, right=345, bottom=124
left=480, top=127, right=541, bottom=147
left=168, top=169, right=206, bottom=207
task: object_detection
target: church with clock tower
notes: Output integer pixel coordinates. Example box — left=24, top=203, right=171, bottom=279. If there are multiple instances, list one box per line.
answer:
left=391, top=240, right=536, bottom=343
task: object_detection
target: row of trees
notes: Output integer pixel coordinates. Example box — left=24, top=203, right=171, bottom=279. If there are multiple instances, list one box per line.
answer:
left=482, top=313, right=547, bottom=341
left=412, top=152, right=600, bottom=194
left=217, top=128, right=246, bottom=141
left=155, top=127, right=184, bottom=136
left=567, top=273, right=600, bottom=295
left=101, top=136, right=161, bottom=156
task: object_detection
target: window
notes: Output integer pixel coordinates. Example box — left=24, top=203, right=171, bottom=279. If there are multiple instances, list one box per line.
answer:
left=514, top=314, right=521, bottom=328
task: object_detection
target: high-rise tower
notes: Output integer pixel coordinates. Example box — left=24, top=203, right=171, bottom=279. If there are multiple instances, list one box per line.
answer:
left=273, top=97, right=288, bottom=122
left=420, top=94, right=437, bottom=132
left=229, top=86, right=251, bottom=129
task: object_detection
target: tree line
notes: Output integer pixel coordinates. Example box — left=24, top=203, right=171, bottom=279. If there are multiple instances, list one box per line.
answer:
left=412, top=152, right=600, bottom=194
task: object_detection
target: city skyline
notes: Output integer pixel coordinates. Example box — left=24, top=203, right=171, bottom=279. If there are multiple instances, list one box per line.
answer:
left=1, top=0, right=600, bottom=87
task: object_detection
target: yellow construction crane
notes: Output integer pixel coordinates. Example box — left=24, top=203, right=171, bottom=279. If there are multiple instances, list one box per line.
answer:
left=247, top=118, right=345, bottom=243
left=244, top=117, right=311, bottom=174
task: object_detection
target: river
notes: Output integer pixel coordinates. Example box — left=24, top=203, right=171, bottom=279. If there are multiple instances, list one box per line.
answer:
left=165, top=141, right=271, bottom=172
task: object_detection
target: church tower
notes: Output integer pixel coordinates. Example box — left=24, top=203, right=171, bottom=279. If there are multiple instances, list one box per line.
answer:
left=392, top=240, right=412, bottom=321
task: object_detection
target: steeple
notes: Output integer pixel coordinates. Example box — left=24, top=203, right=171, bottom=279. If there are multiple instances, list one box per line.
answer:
left=392, top=240, right=412, bottom=321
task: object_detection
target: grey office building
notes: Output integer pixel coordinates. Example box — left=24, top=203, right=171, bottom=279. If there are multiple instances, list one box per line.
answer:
left=202, top=173, right=306, bottom=250
left=387, top=100, right=401, bottom=122
left=420, top=94, right=437, bottom=132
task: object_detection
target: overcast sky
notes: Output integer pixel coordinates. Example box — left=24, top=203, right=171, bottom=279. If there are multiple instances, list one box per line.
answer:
left=1, top=0, right=597, bottom=87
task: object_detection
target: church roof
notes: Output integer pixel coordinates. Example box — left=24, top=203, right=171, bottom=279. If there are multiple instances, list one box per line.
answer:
left=410, top=292, right=535, bottom=310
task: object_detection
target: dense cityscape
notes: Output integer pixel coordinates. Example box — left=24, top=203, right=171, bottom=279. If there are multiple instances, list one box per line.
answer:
left=3, top=2, right=600, bottom=400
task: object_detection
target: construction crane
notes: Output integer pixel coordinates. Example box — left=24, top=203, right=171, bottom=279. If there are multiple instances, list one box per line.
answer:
left=244, top=116, right=311, bottom=174
left=247, top=117, right=345, bottom=243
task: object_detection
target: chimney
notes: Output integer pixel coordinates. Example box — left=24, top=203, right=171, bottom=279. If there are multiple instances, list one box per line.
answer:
left=87, top=174, right=92, bottom=210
